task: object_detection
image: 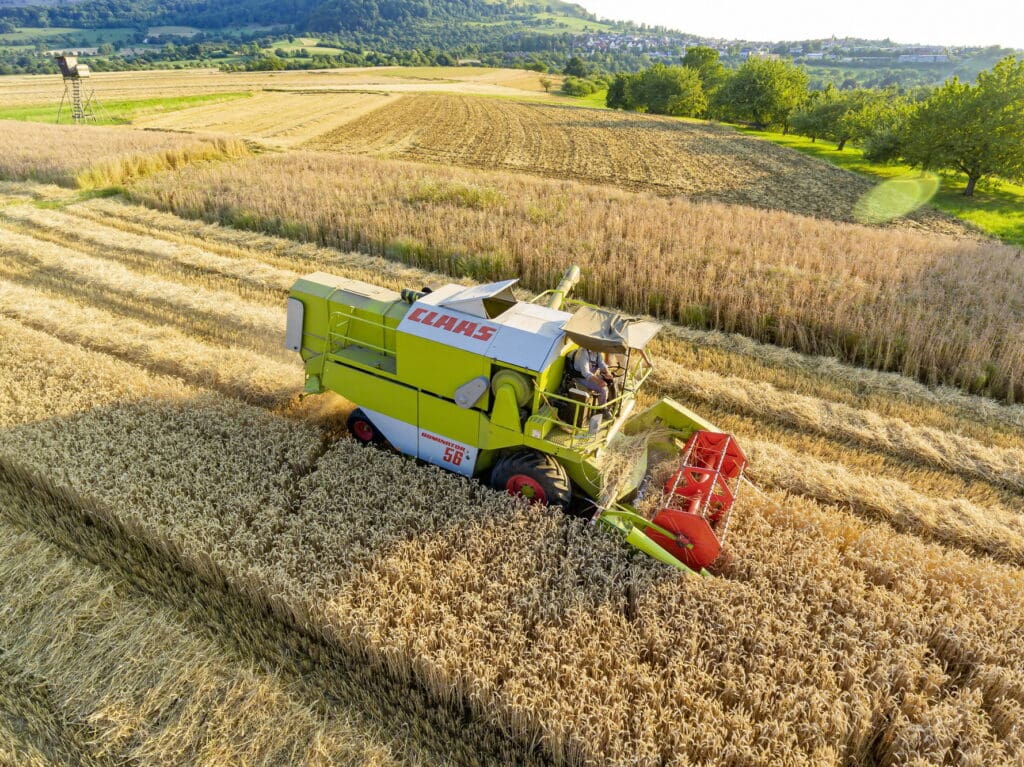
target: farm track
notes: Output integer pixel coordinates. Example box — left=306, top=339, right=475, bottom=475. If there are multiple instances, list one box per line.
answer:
left=2, top=194, right=1023, bottom=764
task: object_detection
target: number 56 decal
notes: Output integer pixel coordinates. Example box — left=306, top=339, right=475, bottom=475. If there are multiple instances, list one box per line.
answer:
left=419, top=430, right=477, bottom=477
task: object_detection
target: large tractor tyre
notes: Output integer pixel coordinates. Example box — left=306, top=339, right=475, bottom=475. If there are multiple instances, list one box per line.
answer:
left=491, top=450, right=573, bottom=509
left=347, top=408, right=385, bottom=446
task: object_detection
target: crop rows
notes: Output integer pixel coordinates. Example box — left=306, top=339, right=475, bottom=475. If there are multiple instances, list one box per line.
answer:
left=2, top=192, right=1023, bottom=765
left=127, top=150, right=1024, bottom=401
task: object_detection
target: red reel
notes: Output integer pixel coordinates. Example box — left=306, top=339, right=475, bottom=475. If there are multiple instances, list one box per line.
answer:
left=646, top=509, right=722, bottom=571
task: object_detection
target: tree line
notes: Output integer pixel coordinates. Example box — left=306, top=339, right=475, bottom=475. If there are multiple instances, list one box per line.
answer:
left=603, top=49, right=1024, bottom=196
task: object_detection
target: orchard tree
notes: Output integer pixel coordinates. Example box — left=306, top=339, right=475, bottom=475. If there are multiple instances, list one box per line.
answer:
left=681, top=45, right=727, bottom=94
left=899, top=56, right=1024, bottom=196
left=832, top=90, right=888, bottom=150
left=715, top=58, right=809, bottom=130
left=639, top=64, right=706, bottom=116
left=605, top=66, right=704, bottom=116
left=789, top=84, right=841, bottom=142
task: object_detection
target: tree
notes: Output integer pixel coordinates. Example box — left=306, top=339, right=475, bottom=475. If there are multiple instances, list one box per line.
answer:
left=561, top=76, right=596, bottom=96
left=833, top=90, right=890, bottom=150
left=605, top=72, right=635, bottom=110
left=681, top=45, right=726, bottom=92
left=714, top=58, right=809, bottom=130
left=563, top=55, right=588, bottom=78
left=898, top=56, right=1024, bottom=196
left=539, top=75, right=553, bottom=93
left=639, top=64, right=705, bottom=116
left=789, top=84, right=840, bottom=143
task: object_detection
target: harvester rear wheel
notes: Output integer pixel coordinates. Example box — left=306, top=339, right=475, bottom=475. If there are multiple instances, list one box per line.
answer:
left=347, top=409, right=384, bottom=446
left=491, top=450, right=572, bottom=509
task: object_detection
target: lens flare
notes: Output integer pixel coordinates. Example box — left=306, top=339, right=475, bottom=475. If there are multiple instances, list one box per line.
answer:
left=854, top=173, right=939, bottom=224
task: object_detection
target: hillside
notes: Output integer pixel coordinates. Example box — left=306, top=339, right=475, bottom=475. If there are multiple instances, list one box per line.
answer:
left=0, top=0, right=601, bottom=36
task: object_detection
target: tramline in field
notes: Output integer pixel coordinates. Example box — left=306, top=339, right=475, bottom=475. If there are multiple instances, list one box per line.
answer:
left=287, top=265, right=747, bottom=572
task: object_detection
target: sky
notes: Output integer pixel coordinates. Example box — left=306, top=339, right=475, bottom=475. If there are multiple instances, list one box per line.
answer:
left=577, top=0, right=1024, bottom=49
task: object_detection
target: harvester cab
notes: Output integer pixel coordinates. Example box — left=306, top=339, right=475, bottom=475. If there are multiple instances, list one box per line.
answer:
left=286, top=265, right=747, bottom=574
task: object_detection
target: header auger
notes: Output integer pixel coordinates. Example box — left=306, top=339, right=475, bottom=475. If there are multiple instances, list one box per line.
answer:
left=286, top=265, right=747, bottom=574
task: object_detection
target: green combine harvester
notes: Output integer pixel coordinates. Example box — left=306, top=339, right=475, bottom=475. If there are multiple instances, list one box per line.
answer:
left=286, top=266, right=747, bottom=573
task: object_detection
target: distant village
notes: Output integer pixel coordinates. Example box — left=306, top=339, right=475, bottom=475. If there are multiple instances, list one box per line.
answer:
left=575, top=33, right=964, bottom=64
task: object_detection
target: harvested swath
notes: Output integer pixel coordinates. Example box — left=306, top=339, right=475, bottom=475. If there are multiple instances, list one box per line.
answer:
left=652, top=359, right=1024, bottom=494
left=0, top=683, right=72, bottom=767
left=2, top=319, right=1022, bottom=766
left=1, top=203, right=296, bottom=303
left=745, top=438, right=1024, bottom=564
left=0, top=179, right=76, bottom=206
left=0, top=224, right=284, bottom=356
left=130, top=151, right=1024, bottom=401
left=74, top=192, right=469, bottom=297
left=657, top=325, right=1024, bottom=443
left=0, top=731, right=60, bottom=767
left=693, top=400, right=1024, bottom=514
left=0, top=280, right=299, bottom=410
left=0, top=520, right=398, bottom=767
left=135, top=91, right=397, bottom=148
left=0, top=120, right=247, bottom=188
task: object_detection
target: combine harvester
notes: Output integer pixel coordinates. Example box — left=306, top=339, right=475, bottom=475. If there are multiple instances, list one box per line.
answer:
left=286, top=266, right=747, bottom=574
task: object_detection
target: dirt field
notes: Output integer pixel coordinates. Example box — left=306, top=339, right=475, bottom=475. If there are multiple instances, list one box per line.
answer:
left=1, top=183, right=1022, bottom=766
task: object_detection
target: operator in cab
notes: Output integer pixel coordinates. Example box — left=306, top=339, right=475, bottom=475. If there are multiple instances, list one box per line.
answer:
left=574, top=346, right=613, bottom=406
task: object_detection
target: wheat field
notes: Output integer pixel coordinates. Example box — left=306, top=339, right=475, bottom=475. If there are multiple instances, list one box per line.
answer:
left=127, top=151, right=1024, bottom=401
left=2, top=182, right=1023, bottom=765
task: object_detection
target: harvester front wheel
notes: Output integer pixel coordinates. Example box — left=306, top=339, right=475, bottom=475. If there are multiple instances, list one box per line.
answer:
left=347, top=409, right=384, bottom=446
left=491, top=450, right=572, bottom=509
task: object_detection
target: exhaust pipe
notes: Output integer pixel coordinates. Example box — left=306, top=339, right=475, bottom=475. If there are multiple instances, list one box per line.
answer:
left=540, top=265, right=581, bottom=310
